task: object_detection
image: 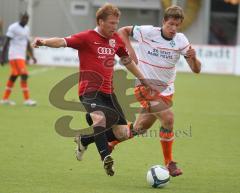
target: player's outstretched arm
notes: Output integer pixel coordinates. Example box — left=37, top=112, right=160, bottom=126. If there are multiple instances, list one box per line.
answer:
left=185, top=46, right=201, bottom=73
left=118, top=26, right=138, bottom=64
left=32, top=38, right=66, bottom=48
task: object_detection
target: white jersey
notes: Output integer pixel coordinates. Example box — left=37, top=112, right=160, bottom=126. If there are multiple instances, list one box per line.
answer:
left=6, top=22, right=30, bottom=60
left=132, top=25, right=190, bottom=96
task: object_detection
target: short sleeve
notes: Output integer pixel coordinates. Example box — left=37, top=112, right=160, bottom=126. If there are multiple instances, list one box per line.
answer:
left=6, top=25, right=15, bottom=38
left=178, top=33, right=190, bottom=55
left=116, top=46, right=129, bottom=57
left=132, top=25, right=154, bottom=42
left=115, top=36, right=129, bottom=57
left=64, top=32, right=86, bottom=50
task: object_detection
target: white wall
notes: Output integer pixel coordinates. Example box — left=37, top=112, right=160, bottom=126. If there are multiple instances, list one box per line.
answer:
left=34, top=44, right=240, bottom=76
left=235, top=46, right=240, bottom=75
left=176, top=45, right=237, bottom=75
left=0, top=0, right=238, bottom=45
left=30, top=0, right=161, bottom=37
left=32, top=0, right=95, bottom=37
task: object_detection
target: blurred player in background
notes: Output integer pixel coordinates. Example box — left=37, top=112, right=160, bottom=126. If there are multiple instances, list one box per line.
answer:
left=113, top=5, right=202, bottom=177
left=0, top=12, right=37, bottom=106
left=32, top=3, right=157, bottom=176
left=0, top=18, right=3, bottom=35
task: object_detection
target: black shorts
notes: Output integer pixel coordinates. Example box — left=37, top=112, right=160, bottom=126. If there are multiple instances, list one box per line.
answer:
left=79, top=91, right=127, bottom=128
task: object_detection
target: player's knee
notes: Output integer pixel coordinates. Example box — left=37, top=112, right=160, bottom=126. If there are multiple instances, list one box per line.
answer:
left=90, top=111, right=106, bottom=128
left=134, top=121, right=150, bottom=134
left=20, top=74, right=28, bottom=81
left=9, top=75, right=18, bottom=82
left=113, top=127, right=129, bottom=141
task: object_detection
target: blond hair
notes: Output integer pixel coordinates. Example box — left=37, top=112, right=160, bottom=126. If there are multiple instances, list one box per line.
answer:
left=164, top=5, right=184, bottom=21
left=96, top=3, right=121, bottom=25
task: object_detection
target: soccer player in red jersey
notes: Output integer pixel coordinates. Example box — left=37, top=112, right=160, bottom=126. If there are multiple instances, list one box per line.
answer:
left=33, top=3, right=157, bottom=176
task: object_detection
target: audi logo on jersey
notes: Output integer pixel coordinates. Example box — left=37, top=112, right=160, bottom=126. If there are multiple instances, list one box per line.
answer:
left=97, top=47, right=115, bottom=55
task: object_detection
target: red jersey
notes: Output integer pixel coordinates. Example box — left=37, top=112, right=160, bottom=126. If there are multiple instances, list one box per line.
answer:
left=64, top=29, right=129, bottom=96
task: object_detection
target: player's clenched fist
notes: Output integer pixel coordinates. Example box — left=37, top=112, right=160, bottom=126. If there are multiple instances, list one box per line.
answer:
left=185, top=46, right=196, bottom=60
left=32, top=38, right=46, bottom=48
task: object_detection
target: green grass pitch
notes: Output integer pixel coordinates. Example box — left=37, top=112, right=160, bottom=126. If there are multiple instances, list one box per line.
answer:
left=0, top=65, right=240, bottom=193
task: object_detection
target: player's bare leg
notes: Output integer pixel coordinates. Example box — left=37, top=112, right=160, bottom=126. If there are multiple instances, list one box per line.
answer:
left=108, top=112, right=156, bottom=150
left=154, top=108, right=183, bottom=177
left=81, top=113, right=132, bottom=153
left=107, top=123, right=138, bottom=151
left=133, top=111, right=157, bottom=134
left=109, top=97, right=171, bottom=140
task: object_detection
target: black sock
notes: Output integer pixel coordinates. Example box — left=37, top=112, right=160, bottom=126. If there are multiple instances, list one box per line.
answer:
left=84, top=113, right=118, bottom=142
left=86, top=113, right=93, bottom=126
left=81, top=134, right=95, bottom=147
left=105, top=129, right=118, bottom=142
left=81, top=129, right=118, bottom=146
left=93, top=126, right=110, bottom=160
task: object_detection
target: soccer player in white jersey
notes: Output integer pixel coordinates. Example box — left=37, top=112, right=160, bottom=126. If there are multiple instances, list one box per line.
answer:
left=111, top=5, right=201, bottom=177
left=0, top=12, right=37, bottom=106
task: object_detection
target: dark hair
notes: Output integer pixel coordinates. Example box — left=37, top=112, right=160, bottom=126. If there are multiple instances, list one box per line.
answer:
left=164, top=5, right=184, bottom=21
left=20, top=12, right=29, bottom=19
left=96, top=3, right=121, bottom=25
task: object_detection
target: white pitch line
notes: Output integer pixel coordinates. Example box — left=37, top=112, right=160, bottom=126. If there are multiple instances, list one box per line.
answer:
left=29, top=66, right=56, bottom=76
